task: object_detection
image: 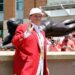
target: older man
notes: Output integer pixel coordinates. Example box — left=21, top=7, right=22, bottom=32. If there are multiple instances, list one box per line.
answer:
left=12, top=8, right=49, bottom=75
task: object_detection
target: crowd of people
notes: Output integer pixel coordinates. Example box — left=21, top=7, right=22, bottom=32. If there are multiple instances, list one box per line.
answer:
left=47, top=32, right=75, bottom=52
left=0, top=32, right=75, bottom=52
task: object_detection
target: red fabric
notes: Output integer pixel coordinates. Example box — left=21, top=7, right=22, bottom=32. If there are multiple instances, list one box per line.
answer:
left=12, top=23, right=48, bottom=75
left=50, top=44, right=61, bottom=52
left=61, top=38, right=75, bottom=51
left=50, top=45, right=57, bottom=51
left=61, top=38, right=68, bottom=51
left=66, top=39, right=75, bottom=51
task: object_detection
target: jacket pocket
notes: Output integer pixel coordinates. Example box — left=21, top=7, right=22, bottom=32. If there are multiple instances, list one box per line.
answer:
left=19, top=51, right=28, bottom=61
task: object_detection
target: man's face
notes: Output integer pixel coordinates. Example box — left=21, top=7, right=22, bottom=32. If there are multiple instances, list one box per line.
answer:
left=30, top=14, right=42, bottom=25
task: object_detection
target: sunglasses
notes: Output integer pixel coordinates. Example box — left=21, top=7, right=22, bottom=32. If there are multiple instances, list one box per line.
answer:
left=33, top=15, right=42, bottom=18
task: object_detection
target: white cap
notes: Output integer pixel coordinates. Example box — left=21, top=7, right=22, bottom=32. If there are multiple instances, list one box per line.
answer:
left=29, top=8, right=43, bottom=16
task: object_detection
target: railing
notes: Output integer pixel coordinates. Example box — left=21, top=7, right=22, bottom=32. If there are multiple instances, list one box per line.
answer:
left=0, top=51, right=75, bottom=61
left=0, top=51, right=75, bottom=75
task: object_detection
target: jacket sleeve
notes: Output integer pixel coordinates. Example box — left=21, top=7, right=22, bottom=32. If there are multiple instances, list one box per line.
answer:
left=11, top=24, right=27, bottom=48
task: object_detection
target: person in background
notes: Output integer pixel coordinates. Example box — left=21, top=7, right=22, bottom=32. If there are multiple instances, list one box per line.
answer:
left=0, top=36, right=2, bottom=47
left=50, top=38, right=62, bottom=52
left=65, top=33, right=75, bottom=51
left=61, top=35, right=69, bottom=51
left=46, top=38, right=51, bottom=51
left=61, top=33, right=75, bottom=51
left=12, top=8, right=49, bottom=75
left=0, top=36, right=4, bottom=50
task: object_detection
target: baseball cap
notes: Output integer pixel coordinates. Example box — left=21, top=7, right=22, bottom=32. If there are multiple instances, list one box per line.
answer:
left=29, top=8, right=43, bottom=16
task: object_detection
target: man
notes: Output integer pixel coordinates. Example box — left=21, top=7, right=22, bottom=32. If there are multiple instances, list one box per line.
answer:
left=12, top=8, right=49, bottom=75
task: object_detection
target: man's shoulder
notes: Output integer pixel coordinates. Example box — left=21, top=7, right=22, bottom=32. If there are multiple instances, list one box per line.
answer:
left=18, top=23, right=28, bottom=28
left=16, top=23, right=31, bottom=31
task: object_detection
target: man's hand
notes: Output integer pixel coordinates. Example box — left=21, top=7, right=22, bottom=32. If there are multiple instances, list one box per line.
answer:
left=27, top=24, right=33, bottom=33
left=24, top=24, right=33, bottom=38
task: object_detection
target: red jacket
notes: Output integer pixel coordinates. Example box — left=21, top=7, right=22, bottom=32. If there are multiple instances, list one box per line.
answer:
left=12, top=23, right=48, bottom=75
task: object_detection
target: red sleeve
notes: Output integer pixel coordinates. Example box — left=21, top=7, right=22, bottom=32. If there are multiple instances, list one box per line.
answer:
left=12, top=24, right=27, bottom=48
